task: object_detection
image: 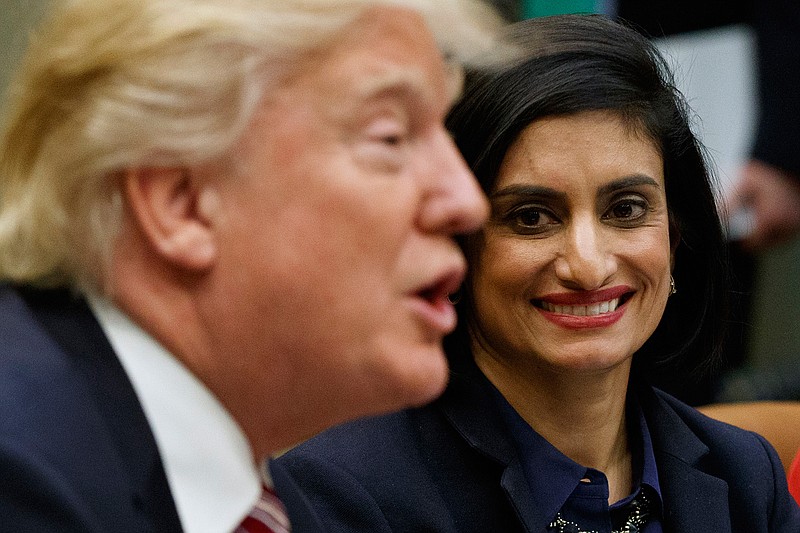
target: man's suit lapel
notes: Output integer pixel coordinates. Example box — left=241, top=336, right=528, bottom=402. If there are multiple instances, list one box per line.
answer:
left=21, top=286, right=183, bottom=530
left=270, top=460, right=327, bottom=532
left=641, top=386, right=732, bottom=532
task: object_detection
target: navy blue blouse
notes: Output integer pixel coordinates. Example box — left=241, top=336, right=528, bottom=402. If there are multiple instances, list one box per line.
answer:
left=491, top=384, right=664, bottom=533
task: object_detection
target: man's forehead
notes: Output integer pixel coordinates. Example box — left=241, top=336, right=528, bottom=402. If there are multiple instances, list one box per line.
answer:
left=332, top=6, right=461, bottom=98
left=274, top=6, right=466, bottom=118
left=346, top=44, right=465, bottom=105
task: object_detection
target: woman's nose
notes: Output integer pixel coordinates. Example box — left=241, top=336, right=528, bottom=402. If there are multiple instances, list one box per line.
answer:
left=554, top=218, right=616, bottom=290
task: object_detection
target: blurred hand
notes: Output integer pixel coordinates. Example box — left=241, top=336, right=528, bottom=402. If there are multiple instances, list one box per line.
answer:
left=726, top=160, right=800, bottom=251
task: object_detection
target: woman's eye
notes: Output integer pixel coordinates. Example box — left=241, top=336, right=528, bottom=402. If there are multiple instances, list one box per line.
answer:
left=517, top=209, right=541, bottom=226
left=508, top=206, right=556, bottom=231
left=605, top=199, right=647, bottom=221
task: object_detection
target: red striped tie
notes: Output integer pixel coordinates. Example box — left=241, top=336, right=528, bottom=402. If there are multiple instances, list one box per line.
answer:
left=234, top=486, right=290, bottom=533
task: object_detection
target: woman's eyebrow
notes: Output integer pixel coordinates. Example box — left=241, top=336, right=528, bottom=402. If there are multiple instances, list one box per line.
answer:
left=490, top=184, right=566, bottom=202
left=598, top=174, right=661, bottom=196
left=490, top=174, right=660, bottom=202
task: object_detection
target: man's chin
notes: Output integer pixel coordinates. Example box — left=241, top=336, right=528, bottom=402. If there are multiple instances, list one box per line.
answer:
left=387, top=345, right=450, bottom=408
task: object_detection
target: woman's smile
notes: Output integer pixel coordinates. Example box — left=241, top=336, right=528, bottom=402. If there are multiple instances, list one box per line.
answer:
left=532, top=285, right=634, bottom=327
left=533, top=293, right=632, bottom=329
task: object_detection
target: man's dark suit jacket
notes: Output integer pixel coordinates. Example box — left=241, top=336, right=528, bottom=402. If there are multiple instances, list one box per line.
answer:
left=277, top=354, right=800, bottom=532
left=0, top=284, right=321, bottom=532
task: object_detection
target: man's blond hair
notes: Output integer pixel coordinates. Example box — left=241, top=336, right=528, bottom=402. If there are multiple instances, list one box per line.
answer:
left=0, top=0, right=505, bottom=293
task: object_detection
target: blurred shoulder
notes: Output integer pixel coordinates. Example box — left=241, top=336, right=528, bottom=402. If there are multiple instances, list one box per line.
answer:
left=652, top=388, right=772, bottom=450
left=279, top=408, right=428, bottom=469
left=649, top=387, right=791, bottom=486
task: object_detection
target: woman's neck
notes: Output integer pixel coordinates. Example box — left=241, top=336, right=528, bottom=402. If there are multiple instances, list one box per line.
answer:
left=474, top=351, right=634, bottom=503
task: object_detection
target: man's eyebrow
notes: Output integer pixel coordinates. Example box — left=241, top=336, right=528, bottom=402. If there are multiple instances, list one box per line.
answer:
left=353, top=61, right=463, bottom=110
left=355, top=69, right=432, bottom=103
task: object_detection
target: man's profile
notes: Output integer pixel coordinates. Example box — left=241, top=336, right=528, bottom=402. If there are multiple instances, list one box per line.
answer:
left=0, top=0, right=505, bottom=530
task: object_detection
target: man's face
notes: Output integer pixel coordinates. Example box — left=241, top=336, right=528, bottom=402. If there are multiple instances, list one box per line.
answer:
left=206, top=6, right=488, bottom=440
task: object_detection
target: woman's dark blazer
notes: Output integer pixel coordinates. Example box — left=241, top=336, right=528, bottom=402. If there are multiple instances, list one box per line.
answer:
left=276, top=354, right=800, bottom=532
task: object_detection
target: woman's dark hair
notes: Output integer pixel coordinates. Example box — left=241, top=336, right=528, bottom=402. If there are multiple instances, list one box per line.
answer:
left=444, top=14, right=730, bottom=383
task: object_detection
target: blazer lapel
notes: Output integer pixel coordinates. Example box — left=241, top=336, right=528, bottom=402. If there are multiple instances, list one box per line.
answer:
left=657, top=454, right=732, bottom=531
left=21, top=286, right=183, bottom=530
left=641, top=386, right=732, bottom=532
left=500, top=459, right=552, bottom=533
left=439, top=355, right=549, bottom=533
left=270, top=460, right=327, bottom=532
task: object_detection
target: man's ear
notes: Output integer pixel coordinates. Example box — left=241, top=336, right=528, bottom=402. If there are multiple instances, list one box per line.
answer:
left=123, top=166, right=218, bottom=271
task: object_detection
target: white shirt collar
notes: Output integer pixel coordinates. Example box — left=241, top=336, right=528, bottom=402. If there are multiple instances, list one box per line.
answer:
left=88, top=295, right=264, bottom=533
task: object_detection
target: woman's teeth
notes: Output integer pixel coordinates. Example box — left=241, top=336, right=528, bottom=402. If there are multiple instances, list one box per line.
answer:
left=540, top=298, right=620, bottom=316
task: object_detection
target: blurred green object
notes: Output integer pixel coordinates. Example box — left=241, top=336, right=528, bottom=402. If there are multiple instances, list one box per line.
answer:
left=522, top=0, right=595, bottom=18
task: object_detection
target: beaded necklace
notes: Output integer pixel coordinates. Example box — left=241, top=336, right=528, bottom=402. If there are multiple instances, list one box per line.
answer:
left=547, top=489, right=654, bottom=533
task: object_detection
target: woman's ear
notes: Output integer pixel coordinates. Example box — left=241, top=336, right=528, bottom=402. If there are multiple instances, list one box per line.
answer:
left=122, top=166, right=219, bottom=271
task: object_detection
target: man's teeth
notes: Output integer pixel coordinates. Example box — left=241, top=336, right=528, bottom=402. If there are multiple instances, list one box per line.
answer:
left=541, top=298, right=620, bottom=316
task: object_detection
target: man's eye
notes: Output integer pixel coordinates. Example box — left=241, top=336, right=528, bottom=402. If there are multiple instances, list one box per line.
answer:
left=381, top=134, right=404, bottom=146
left=364, top=116, right=409, bottom=149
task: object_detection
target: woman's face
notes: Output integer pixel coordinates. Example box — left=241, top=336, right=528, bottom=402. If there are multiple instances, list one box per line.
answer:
left=469, top=110, right=674, bottom=377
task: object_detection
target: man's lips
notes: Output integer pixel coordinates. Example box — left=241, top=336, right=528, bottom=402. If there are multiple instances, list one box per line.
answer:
left=415, top=267, right=464, bottom=304
left=409, top=266, right=465, bottom=334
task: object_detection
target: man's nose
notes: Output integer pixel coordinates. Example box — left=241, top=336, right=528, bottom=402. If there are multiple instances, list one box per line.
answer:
left=416, top=129, right=489, bottom=235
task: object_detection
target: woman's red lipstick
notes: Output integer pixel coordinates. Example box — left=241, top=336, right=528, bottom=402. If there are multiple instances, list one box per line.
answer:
left=532, top=285, right=633, bottom=329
